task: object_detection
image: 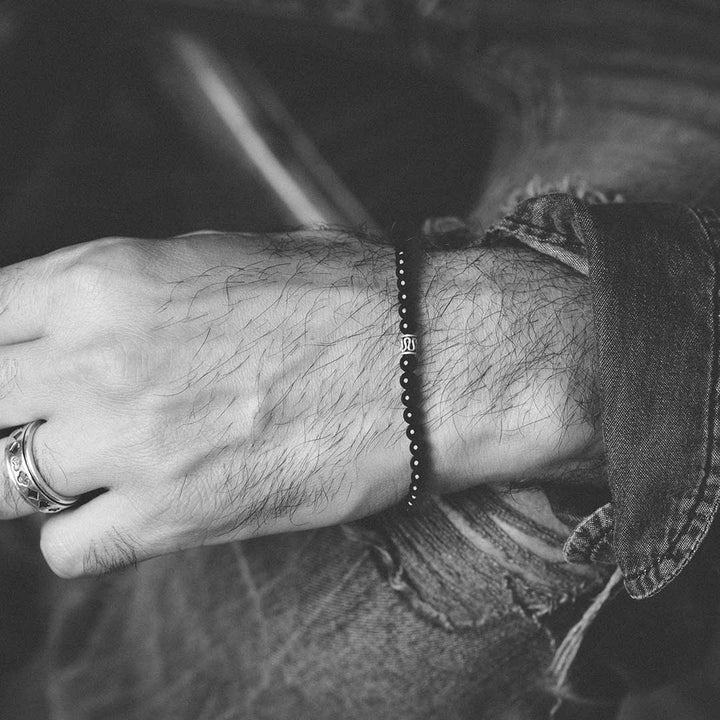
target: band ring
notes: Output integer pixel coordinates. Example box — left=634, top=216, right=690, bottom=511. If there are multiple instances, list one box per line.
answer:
left=5, top=420, right=79, bottom=514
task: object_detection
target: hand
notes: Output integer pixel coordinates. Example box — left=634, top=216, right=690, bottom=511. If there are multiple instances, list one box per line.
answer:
left=0, top=230, right=599, bottom=577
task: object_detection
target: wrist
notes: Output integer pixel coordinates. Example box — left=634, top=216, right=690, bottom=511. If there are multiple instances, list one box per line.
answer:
left=418, top=244, right=599, bottom=492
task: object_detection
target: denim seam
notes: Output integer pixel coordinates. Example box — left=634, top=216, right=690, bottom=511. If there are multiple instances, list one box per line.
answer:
left=566, top=522, right=613, bottom=563
left=619, top=207, right=720, bottom=592
left=487, top=218, right=586, bottom=251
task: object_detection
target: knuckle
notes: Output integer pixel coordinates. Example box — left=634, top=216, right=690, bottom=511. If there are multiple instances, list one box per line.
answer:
left=70, top=337, right=152, bottom=395
left=94, top=342, right=137, bottom=388
left=74, top=236, right=142, bottom=267
left=61, top=237, right=146, bottom=296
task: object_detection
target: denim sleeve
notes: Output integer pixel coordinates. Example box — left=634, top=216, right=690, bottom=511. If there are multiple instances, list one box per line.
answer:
left=488, top=194, right=720, bottom=599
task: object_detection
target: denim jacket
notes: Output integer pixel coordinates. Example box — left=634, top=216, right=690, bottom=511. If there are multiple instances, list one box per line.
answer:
left=489, top=193, right=720, bottom=600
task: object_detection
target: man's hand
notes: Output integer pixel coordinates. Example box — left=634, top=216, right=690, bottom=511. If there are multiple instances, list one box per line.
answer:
left=0, top=229, right=599, bottom=577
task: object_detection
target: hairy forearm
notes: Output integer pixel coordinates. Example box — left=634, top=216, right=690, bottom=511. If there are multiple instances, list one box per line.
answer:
left=2, top=226, right=600, bottom=576
left=215, top=229, right=599, bottom=529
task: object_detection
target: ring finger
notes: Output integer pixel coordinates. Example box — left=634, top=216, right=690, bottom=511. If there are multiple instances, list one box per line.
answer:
left=0, top=418, right=105, bottom=520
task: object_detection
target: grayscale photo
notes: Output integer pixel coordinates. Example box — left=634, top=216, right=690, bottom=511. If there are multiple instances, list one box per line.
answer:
left=0, top=2, right=718, bottom=719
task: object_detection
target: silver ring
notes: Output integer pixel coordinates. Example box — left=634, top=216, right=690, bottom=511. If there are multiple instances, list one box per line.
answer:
left=5, top=420, right=79, bottom=514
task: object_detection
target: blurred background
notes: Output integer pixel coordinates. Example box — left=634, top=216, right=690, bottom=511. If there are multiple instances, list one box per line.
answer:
left=0, top=0, right=495, bottom=264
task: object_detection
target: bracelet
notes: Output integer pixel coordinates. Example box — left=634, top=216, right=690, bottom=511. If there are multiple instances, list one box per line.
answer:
left=395, top=240, right=430, bottom=510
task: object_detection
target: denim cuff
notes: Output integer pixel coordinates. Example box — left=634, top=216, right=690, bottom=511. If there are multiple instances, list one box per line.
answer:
left=488, top=194, right=720, bottom=599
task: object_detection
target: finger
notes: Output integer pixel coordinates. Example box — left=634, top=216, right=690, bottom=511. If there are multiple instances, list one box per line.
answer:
left=0, top=415, right=113, bottom=520
left=0, top=421, right=100, bottom=521
left=22, top=419, right=115, bottom=502
left=0, top=339, right=64, bottom=429
left=40, top=491, right=173, bottom=578
left=0, top=257, right=54, bottom=344
left=0, top=434, right=37, bottom=520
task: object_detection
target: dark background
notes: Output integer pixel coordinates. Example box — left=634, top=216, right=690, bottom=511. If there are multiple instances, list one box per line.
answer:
left=0, top=0, right=495, bottom=263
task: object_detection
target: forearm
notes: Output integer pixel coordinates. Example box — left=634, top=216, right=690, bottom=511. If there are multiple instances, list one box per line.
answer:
left=161, top=228, right=600, bottom=528
left=241, top=229, right=600, bottom=515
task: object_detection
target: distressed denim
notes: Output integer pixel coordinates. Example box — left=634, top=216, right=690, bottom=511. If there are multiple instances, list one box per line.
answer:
left=33, top=488, right=605, bottom=720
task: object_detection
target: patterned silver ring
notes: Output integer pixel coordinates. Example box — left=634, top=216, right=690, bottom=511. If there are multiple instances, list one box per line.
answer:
left=5, top=420, right=79, bottom=514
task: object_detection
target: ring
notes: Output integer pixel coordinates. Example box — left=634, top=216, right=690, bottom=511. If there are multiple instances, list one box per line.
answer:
left=5, top=420, right=79, bottom=514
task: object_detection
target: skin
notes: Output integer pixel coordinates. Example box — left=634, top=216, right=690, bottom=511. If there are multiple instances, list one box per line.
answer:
left=0, top=228, right=600, bottom=578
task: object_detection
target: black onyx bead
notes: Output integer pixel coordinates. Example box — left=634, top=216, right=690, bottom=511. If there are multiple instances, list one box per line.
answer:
left=398, top=305, right=409, bottom=318
left=398, top=291, right=409, bottom=304
left=397, top=278, right=407, bottom=289
left=401, top=391, right=412, bottom=407
left=400, top=372, right=417, bottom=390
left=410, top=456, right=422, bottom=470
left=409, top=441, right=421, bottom=456
left=395, top=265, right=406, bottom=277
left=403, top=407, right=415, bottom=424
left=399, top=354, right=417, bottom=373
left=399, top=319, right=416, bottom=335
left=412, top=470, right=421, bottom=484
left=405, top=424, right=417, bottom=440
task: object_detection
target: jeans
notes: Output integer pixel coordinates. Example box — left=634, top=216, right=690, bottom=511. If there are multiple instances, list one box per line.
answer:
left=38, top=490, right=606, bottom=720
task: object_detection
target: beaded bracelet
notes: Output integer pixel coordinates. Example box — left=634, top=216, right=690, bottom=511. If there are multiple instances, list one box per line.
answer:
left=395, top=240, right=430, bottom=510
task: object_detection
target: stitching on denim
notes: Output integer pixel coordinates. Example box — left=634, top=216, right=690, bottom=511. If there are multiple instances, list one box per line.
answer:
left=621, top=207, right=720, bottom=588
left=585, top=524, right=613, bottom=553
left=501, top=179, right=625, bottom=216
left=489, top=218, right=586, bottom=251
left=565, top=503, right=612, bottom=550
left=567, top=523, right=613, bottom=563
